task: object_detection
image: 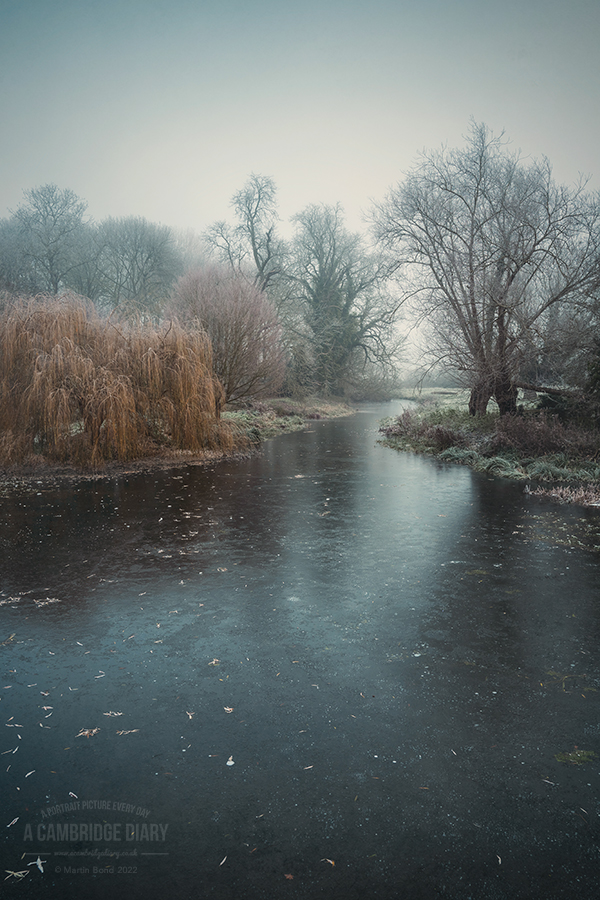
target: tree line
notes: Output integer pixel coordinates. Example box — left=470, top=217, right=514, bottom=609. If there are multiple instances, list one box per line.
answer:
left=2, top=121, right=600, bottom=416
left=0, top=181, right=402, bottom=402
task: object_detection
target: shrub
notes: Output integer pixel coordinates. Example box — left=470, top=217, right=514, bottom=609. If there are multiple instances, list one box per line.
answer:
left=491, top=411, right=598, bottom=458
left=379, top=410, right=416, bottom=438
left=492, top=412, right=568, bottom=455
left=422, top=424, right=465, bottom=450
left=0, top=294, right=238, bottom=467
left=167, top=266, right=285, bottom=403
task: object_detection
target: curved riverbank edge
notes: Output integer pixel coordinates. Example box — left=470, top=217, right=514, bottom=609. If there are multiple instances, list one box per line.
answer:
left=378, top=400, right=600, bottom=508
left=0, top=397, right=354, bottom=491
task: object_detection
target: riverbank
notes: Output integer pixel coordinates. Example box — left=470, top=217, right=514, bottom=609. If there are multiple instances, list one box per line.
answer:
left=0, top=397, right=353, bottom=491
left=379, top=389, right=600, bottom=507
left=223, top=396, right=353, bottom=440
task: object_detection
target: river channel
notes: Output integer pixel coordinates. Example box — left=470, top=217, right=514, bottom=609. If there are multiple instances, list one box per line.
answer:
left=2, top=403, right=600, bottom=899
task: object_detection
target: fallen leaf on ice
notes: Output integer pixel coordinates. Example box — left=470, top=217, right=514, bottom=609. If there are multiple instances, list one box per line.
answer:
left=321, top=858, right=335, bottom=866
left=224, top=707, right=233, bottom=714
left=27, top=856, right=46, bottom=872
left=4, top=869, right=29, bottom=881
left=226, top=756, right=235, bottom=766
left=76, top=728, right=100, bottom=739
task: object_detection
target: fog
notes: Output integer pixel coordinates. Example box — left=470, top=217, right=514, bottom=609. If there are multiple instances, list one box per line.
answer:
left=1, top=0, right=599, bottom=237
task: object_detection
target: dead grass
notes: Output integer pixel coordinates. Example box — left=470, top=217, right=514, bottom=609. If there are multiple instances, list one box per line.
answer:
left=529, top=484, right=600, bottom=507
left=0, top=294, right=241, bottom=468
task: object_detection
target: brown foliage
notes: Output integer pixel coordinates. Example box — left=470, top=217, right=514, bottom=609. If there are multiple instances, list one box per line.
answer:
left=167, top=266, right=285, bottom=403
left=490, top=412, right=597, bottom=457
left=0, top=294, right=237, bottom=467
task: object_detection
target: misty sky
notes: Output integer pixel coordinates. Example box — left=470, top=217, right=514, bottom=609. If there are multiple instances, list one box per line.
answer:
left=1, top=0, right=599, bottom=238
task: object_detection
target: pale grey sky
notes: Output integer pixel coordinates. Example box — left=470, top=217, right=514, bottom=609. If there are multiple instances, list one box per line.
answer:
left=1, top=0, right=598, bottom=237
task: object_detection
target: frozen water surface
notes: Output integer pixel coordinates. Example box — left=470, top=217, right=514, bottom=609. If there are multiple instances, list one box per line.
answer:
left=2, top=403, right=600, bottom=899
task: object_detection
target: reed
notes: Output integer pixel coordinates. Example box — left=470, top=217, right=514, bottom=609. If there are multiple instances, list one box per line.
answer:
left=0, top=294, right=239, bottom=468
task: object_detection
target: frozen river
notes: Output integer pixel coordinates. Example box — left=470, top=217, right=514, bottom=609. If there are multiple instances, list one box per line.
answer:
left=2, top=403, right=600, bottom=899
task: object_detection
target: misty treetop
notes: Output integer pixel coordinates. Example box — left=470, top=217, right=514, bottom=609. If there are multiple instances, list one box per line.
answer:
left=0, top=178, right=404, bottom=400
left=167, top=265, right=285, bottom=403
left=0, top=185, right=189, bottom=318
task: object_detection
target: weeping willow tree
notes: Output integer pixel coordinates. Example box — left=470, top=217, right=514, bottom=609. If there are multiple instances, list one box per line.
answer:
left=0, top=294, right=238, bottom=467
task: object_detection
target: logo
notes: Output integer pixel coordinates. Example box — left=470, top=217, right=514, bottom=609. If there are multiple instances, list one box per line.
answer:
left=6, top=798, right=169, bottom=881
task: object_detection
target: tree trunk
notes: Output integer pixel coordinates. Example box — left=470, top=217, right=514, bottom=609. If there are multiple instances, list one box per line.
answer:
left=468, top=382, right=492, bottom=416
left=494, top=376, right=518, bottom=416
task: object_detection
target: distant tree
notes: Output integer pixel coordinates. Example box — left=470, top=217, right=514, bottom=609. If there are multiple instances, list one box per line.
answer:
left=0, top=217, right=39, bottom=294
left=9, top=184, right=89, bottom=294
left=288, top=203, right=401, bottom=395
left=62, top=222, right=107, bottom=303
left=172, top=228, right=209, bottom=273
left=204, top=174, right=286, bottom=293
left=372, top=122, right=600, bottom=414
left=205, top=177, right=403, bottom=397
left=96, top=217, right=183, bottom=318
left=167, top=266, right=285, bottom=403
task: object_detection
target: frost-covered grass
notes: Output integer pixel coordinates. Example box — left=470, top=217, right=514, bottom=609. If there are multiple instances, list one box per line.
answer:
left=379, top=401, right=600, bottom=506
left=223, top=397, right=353, bottom=441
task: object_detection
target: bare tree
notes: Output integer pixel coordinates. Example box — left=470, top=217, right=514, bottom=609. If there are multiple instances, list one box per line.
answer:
left=63, top=222, right=107, bottom=303
left=372, top=122, right=600, bottom=414
left=288, top=203, right=402, bottom=395
left=166, top=266, right=285, bottom=403
left=96, top=217, right=183, bottom=319
left=0, top=217, right=39, bottom=294
left=204, top=174, right=286, bottom=292
left=10, top=184, right=89, bottom=294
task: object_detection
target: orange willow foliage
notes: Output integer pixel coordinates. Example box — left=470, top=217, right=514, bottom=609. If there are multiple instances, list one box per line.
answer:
left=0, top=294, right=239, bottom=466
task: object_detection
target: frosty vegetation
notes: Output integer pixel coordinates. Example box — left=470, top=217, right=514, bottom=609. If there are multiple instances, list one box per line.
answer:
left=1, top=121, right=600, bottom=472
left=0, top=296, right=236, bottom=468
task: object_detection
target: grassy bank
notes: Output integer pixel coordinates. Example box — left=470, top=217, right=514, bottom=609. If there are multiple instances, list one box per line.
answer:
left=379, top=390, right=600, bottom=507
left=0, top=397, right=353, bottom=490
left=223, top=397, right=353, bottom=441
